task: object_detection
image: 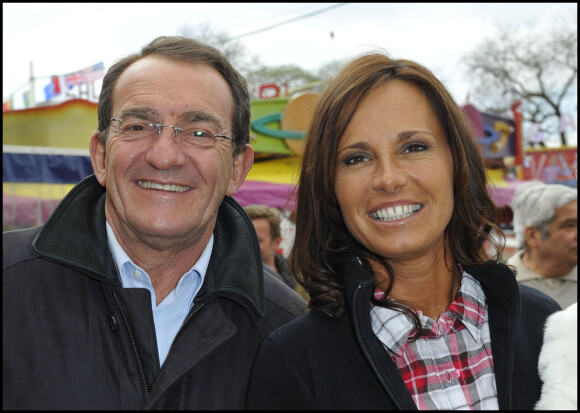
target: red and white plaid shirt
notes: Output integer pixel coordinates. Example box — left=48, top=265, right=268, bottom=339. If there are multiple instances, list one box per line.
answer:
left=371, top=271, right=499, bottom=410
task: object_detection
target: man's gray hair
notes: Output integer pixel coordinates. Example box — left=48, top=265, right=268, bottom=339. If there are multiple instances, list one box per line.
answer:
left=511, top=180, right=577, bottom=249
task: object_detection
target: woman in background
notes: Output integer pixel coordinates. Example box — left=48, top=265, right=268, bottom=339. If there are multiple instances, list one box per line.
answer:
left=246, top=52, right=560, bottom=410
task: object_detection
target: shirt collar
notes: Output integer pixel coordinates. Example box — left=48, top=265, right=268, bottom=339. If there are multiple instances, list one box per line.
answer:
left=510, top=250, right=578, bottom=282
left=445, top=271, right=487, bottom=340
left=105, top=221, right=212, bottom=288
left=371, top=271, right=487, bottom=355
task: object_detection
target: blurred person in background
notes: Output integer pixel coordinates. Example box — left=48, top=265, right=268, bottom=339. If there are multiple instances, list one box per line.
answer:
left=507, top=180, right=577, bottom=309
left=245, top=204, right=296, bottom=290
left=541, top=154, right=564, bottom=184
left=534, top=302, right=577, bottom=410
left=534, top=162, right=577, bottom=411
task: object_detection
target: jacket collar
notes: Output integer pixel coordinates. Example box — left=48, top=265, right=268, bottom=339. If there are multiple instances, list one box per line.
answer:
left=340, top=253, right=520, bottom=410
left=453, top=261, right=519, bottom=410
left=340, top=253, right=418, bottom=410
left=32, top=174, right=265, bottom=318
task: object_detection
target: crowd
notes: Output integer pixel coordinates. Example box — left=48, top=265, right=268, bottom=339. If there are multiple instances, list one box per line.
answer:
left=3, top=35, right=576, bottom=410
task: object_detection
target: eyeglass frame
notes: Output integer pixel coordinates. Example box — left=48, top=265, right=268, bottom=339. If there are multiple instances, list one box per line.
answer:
left=109, top=118, right=232, bottom=143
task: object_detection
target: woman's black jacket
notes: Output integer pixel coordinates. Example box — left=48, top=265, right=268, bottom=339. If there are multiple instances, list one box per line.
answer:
left=246, top=254, right=561, bottom=410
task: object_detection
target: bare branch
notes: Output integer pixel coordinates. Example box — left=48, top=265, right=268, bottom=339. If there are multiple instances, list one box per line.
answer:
left=463, top=25, right=577, bottom=146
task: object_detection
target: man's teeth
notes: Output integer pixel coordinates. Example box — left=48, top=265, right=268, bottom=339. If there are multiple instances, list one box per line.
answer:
left=372, top=204, right=421, bottom=221
left=138, top=181, right=190, bottom=192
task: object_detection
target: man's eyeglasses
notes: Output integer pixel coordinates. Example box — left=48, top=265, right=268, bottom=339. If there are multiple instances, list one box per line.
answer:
left=110, top=117, right=232, bottom=148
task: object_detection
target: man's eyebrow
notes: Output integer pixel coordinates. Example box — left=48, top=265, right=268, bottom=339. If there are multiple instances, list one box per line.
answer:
left=116, top=108, right=225, bottom=129
left=117, top=107, right=159, bottom=120
left=179, top=111, right=223, bottom=127
left=558, top=218, right=577, bottom=227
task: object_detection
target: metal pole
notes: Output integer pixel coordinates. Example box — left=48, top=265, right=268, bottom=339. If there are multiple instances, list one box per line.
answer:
left=29, top=61, right=36, bottom=107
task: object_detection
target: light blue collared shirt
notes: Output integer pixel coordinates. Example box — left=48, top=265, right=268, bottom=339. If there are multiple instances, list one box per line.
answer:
left=106, top=221, right=211, bottom=366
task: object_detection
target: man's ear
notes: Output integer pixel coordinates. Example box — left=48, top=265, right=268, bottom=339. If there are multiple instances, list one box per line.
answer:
left=226, top=144, right=254, bottom=196
left=89, top=131, right=107, bottom=187
left=274, top=236, right=283, bottom=248
left=523, top=226, right=541, bottom=249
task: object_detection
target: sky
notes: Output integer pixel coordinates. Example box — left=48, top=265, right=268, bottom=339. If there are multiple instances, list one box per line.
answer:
left=3, top=2, right=577, bottom=145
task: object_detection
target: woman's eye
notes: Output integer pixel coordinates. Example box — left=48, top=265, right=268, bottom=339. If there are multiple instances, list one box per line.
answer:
left=344, top=154, right=369, bottom=165
left=403, top=143, right=428, bottom=153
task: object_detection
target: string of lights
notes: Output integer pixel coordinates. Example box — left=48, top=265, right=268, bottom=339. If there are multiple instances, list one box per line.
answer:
left=227, top=3, right=348, bottom=41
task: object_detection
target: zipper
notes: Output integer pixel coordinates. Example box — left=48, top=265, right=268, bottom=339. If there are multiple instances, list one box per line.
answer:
left=352, top=282, right=403, bottom=409
left=164, top=302, right=206, bottom=362
left=112, top=291, right=149, bottom=400
left=505, top=281, right=520, bottom=410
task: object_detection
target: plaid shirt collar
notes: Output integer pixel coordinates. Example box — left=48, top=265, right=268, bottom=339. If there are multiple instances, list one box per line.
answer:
left=372, top=271, right=486, bottom=356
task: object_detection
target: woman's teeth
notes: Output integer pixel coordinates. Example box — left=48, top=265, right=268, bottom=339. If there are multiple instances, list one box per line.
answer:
left=372, top=204, right=421, bottom=221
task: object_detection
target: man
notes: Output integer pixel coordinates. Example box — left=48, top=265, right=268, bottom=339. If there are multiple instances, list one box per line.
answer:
left=245, top=204, right=296, bottom=289
left=3, top=36, right=306, bottom=410
left=507, top=181, right=577, bottom=309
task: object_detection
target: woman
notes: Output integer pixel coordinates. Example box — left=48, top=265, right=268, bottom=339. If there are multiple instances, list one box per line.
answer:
left=246, top=53, right=561, bottom=410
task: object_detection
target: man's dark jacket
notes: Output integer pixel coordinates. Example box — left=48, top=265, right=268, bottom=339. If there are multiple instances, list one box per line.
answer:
left=3, top=174, right=307, bottom=410
left=246, top=254, right=561, bottom=410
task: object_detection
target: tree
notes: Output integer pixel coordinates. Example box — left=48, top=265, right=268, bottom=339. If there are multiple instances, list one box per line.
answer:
left=244, top=65, right=322, bottom=98
left=177, top=22, right=261, bottom=75
left=463, top=24, right=577, bottom=147
left=177, top=22, right=323, bottom=99
left=316, top=59, right=347, bottom=81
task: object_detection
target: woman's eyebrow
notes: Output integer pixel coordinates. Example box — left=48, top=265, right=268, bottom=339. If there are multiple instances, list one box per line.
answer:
left=396, top=130, right=436, bottom=142
left=337, top=130, right=436, bottom=155
left=337, top=141, right=370, bottom=156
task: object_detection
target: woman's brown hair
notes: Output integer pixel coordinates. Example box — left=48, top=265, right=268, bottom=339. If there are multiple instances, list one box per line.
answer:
left=290, top=52, right=504, bottom=325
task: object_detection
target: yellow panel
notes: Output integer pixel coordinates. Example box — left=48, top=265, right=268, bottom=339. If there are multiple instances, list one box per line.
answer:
left=246, top=156, right=301, bottom=185
left=2, top=99, right=97, bottom=149
left=2, top=182, right=76, bottom=199
left=486, top=168, right=510, bottom=187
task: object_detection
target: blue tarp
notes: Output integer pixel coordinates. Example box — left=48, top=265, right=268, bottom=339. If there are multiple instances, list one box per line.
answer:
left=3, top=151, right=93, bottom=184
